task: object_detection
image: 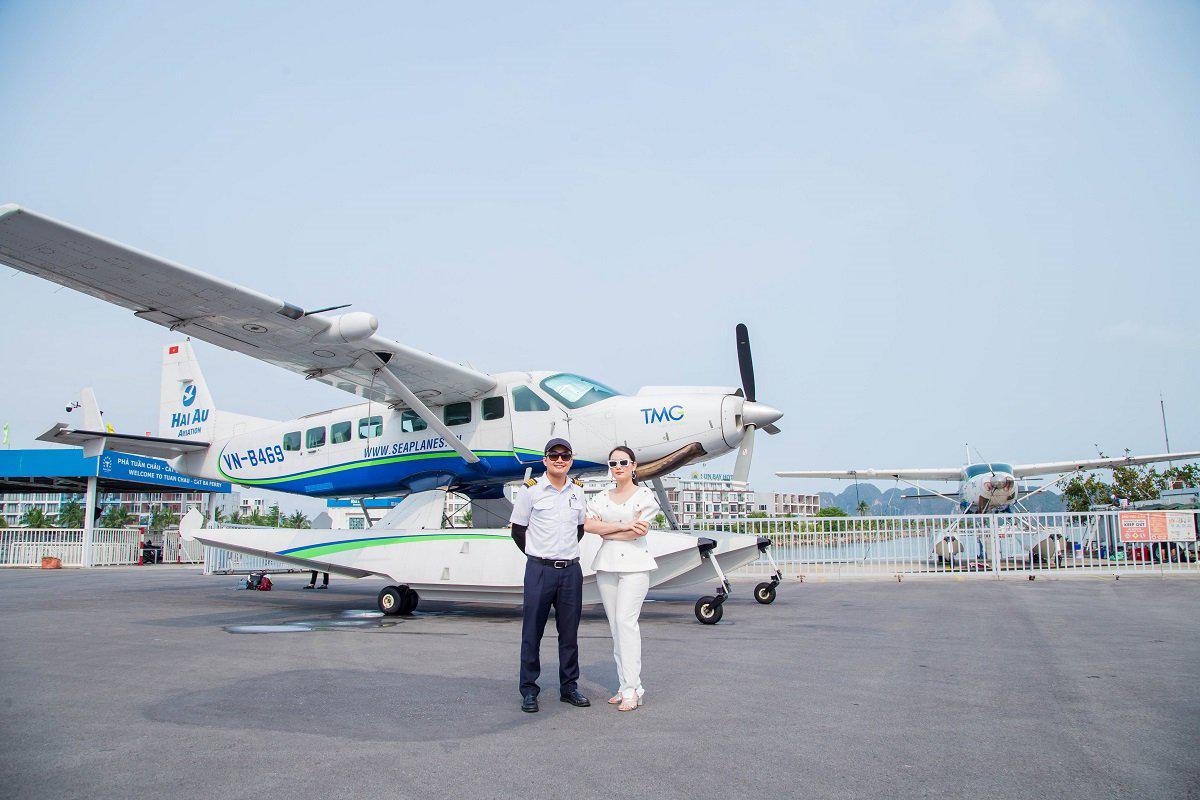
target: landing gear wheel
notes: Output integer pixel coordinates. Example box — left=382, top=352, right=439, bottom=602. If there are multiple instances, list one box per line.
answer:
left=378, top=586, right=403, bottom=616
left=754, top=582, right=777, bottom=604
left=695, top=596, right=723, bottom=625
left=400, top=587, right=419, bottom=616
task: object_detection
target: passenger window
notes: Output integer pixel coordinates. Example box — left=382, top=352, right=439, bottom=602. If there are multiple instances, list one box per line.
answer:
left=512, top=386, right=550, bottom=412
left=401, top=410, right=427, bottom=433
left=282, top=431, right=301, bottom=452
left=444, top=401, right=472, bottom=426
left=482, top=396, right=505, bottom=421
left=358, top=416, right=383, bottom=438
left=305, top=427, right=326, bottom=449
left=330, top=421, right=352, bottom=444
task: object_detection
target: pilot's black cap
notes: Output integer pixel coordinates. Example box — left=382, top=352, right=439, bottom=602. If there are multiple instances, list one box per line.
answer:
left=543, top=438, right=573, bottom=455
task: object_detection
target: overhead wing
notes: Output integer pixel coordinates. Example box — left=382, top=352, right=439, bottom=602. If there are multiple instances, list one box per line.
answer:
left=1013, top=451, right=1200, bottom=478
left=0, top=205, right=496, bottom=407
left=38, top=423, right=210, bottom=460
left=776, top=468, right=963, bottom=481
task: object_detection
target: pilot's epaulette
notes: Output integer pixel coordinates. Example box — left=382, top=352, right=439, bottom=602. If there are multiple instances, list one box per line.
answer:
left=524, top=478, right=538, bottom=487
left=572, top=478, right=583, bottom=487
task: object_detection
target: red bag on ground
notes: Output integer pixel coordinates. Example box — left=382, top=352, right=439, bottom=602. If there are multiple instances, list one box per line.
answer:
left=256, top=575, right=272, bottom=591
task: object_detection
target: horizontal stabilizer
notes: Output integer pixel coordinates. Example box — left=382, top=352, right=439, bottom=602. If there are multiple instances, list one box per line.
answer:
left=38, top=423, right=210, bottom=459
left=901, top=490, right=960, bottom=501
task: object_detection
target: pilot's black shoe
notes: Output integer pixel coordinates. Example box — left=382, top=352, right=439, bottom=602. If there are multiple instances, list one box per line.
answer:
left=316, top=585, right=327, bottom=590
left=302, top=585, right=314, bottom=590
left=559, top=689, right=590, bottom=707
left=521, top=693, right=539, bottom=713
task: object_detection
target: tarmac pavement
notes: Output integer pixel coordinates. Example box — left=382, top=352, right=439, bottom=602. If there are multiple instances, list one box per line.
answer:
left=1, top=567, right=1197, bottom=800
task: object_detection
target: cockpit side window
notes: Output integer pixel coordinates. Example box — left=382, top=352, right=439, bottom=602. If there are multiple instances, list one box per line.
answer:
left=538, top=373, right=621, bottom=410
left=512, top=385, right=550, bottom=412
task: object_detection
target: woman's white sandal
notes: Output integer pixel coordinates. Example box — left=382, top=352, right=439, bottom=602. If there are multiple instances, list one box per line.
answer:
left=618, top=696, right=638, bottom=712
left=608, top=693, right=622, bottom=705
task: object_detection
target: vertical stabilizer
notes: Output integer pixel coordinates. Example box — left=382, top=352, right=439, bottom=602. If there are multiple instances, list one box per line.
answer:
left=159, top=341, right=216, bottom=441
left=79, top=387, right=108, bottom=457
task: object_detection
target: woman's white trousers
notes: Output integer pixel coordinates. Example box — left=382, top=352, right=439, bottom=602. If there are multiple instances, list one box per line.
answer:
left=596, top=569, right=650, bottom=700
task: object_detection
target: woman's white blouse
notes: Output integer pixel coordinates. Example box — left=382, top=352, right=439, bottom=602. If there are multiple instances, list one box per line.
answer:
left=585, top=486, right=660, bottom=573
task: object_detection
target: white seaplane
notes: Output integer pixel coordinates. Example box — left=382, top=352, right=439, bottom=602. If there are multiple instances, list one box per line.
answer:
left=778, top=447, right=1199, bottom=566
left=2, top=203, right=783, bottom=622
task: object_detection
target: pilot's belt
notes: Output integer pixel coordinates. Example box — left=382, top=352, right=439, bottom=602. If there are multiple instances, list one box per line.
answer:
left=528, top=556, right=580, bottom=569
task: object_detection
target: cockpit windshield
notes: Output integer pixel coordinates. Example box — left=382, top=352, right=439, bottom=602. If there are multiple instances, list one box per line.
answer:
left=964, top=463, right=1014, bottom=479
left=538, top=373, right=621, bottom=409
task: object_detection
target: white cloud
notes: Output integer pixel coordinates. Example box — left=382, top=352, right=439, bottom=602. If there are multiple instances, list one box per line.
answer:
left=938, top=0, right=1003, bottom=45
left=928, top=0, right=1072, bottom=99
left=1100, top=320, right=1200, bottom=349
left=995, top=42, right=1061, bottom=96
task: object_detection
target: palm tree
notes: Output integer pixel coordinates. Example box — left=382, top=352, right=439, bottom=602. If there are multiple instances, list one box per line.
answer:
left=100, top=505, right=134, bottom=528
left=266, top=504, right=282, bottom=527
left=19, top=507, right=54, bottom=528
left=284, top=510, right=310, bottom=529
left=247, top=508, right=265, bottom=527
left=211, top=506, right=227, bottom=525
left=228, top=510, right=243, bottom=525
left=149, top=506, right=179, bottom=532
left=856, top=500, right=870, bottom=517
left=56, top=499, right=85, bottom=529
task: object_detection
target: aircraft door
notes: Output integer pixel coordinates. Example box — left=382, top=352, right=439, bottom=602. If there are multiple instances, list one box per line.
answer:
left=509, top=384, right=569, bottom=464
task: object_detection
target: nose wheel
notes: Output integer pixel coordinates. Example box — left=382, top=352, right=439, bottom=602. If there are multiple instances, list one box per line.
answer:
left=377, top=585, right=419, bottom=616
left=695, top=591, right=725, bottom=624
left=753, top=580, right=778, bottom=604
left=694, top=540, right=731, bottom=625
left=752, top=537, right=783, bottom=604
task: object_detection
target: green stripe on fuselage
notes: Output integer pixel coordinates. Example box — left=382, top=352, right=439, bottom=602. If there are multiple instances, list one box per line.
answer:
left=286, top=532, right=510, bottom=559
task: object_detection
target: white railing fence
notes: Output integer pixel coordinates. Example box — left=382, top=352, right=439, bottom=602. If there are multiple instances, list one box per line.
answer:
left=160, top=528, right=206, bottom=564
left=685, top=510, right=1200, bottom=579
left=0, top=528, right=142, bottom=567
left=200, top=521, right=306, bottom=575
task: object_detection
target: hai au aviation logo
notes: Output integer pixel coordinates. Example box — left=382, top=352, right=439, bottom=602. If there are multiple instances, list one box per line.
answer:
left=182, top=385, right=197, bottom=407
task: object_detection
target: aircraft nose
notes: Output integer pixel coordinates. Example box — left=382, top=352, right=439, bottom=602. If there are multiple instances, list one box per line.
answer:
left=742, top=401, right=783, bottom=429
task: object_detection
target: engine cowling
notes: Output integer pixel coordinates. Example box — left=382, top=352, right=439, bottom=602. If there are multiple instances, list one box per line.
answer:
left=311, top=312, right=379, bottom=344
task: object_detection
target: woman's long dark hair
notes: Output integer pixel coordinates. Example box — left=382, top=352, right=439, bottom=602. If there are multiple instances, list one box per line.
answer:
left=609, top=446, right=638, bottom=484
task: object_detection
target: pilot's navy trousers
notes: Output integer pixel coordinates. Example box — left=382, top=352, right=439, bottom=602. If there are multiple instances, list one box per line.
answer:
left=519, top=558, right=582, bottom=697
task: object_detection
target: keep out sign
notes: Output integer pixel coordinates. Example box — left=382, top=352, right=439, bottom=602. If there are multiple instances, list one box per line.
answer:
left=1118, top=511, right=1196, bottom=543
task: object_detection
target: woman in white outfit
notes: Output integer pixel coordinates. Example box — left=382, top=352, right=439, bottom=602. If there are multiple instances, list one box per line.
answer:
left=584, top=446, right=659, bottom=712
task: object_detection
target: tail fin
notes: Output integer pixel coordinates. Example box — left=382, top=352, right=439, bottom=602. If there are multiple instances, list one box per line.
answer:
left=159, top=341, right=216, bottom=441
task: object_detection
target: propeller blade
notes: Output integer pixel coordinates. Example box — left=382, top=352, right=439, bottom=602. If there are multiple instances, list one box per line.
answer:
left=761, top=423, right=781, bottom=435
left=735, top=323, right=755, bottom=402
left=733, top=425, right=756, bottom=483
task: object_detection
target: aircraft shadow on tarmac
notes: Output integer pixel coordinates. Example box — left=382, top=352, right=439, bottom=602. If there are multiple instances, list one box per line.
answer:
left=145, top=669, right=530, bottom=743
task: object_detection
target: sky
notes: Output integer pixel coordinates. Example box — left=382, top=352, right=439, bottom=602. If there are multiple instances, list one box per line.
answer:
left=1, top=1, right=1197, bottom=514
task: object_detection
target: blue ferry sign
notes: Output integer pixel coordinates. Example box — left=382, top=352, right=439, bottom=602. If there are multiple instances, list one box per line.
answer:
left=98, top=452, right=231, bottom=492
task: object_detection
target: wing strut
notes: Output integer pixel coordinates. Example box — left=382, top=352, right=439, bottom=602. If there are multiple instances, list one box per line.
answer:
left=366, top=353, right=480, bottom=464
left=649, top=478, right=681, bottom=530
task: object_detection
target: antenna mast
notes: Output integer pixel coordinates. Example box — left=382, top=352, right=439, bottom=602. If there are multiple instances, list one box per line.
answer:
left=1160, top=393, right=1172, bottom=456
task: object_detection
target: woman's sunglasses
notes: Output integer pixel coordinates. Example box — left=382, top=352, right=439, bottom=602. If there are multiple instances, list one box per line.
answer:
left=608, top=459, right=632, bottom=468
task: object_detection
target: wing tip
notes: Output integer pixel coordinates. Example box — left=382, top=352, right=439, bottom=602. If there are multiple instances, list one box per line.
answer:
left=0, top=203, right=23, bottom=221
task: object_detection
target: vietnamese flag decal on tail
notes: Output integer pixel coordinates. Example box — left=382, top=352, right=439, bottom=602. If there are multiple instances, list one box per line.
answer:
left=169, top=345, right=179, bottom=354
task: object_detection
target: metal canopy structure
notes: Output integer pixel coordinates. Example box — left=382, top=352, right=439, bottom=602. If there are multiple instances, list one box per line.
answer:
left=0, top=449, right=231, bottom=567
left=0, top=449, right=230, bottom=495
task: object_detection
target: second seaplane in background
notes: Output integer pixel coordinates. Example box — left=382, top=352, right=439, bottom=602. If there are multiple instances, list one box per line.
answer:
left=2, top=204, right=783, bottom=623
left=778, top=446, right=1199, bottom=567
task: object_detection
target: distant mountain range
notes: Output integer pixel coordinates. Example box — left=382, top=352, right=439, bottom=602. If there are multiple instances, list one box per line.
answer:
left=817, top=483, right=1064, bottom=515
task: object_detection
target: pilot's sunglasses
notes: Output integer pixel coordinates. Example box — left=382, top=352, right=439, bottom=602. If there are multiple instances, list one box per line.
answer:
left=608, top=459, right=631, bottom=467
left=546, top=452, right=573, bottom=461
